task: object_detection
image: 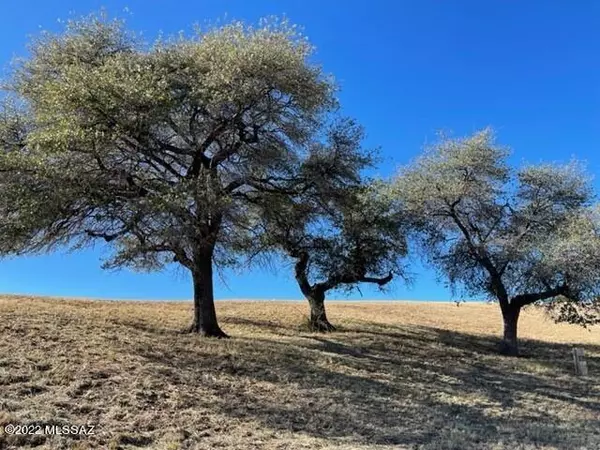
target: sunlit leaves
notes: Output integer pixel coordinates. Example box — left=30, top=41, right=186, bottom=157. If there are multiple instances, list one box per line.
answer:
left=0, top=13, right=338, bottom=274
left=255, top=118, right=406, bottom=295
left=391, top=129, right=600, bottom=324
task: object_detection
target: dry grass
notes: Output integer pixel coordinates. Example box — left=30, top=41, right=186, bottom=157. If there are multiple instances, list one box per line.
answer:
left=0, top=296, right=599, bottom=450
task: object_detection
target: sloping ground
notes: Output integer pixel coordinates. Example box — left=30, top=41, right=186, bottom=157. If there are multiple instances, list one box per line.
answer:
left=0, top=296, right=598, bottom=450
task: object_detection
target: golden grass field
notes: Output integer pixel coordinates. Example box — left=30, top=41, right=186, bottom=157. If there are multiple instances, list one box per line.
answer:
left=0, top=296, right=598, bottom=450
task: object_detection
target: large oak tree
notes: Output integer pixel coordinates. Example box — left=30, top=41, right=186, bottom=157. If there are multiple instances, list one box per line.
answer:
left=392, top=129, right=600, bottom=355
left=0, top=15, right=338, bottom=336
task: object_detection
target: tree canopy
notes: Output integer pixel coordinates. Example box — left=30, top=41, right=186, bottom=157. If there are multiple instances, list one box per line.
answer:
left=253, top=119, right=406, bottom=330
left=1, top=13, right=597, bottom=353
left=0, top=14, right=339, bottom=336
left=392, top=129, right=600, bottom=354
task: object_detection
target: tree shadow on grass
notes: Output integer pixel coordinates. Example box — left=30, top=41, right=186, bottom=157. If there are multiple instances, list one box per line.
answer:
left=127, top=321, right=600, bottom=449
left=221, top=316, right=302, bottom=333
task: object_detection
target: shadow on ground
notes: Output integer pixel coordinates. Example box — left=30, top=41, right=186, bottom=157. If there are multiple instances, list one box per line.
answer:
left=128, top=320, right=600, bottom=449
left=1, top=300, right=599, bottom=450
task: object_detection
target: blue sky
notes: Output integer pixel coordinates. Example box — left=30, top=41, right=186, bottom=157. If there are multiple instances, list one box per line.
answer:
left=0, top=1, right=598, bottom=301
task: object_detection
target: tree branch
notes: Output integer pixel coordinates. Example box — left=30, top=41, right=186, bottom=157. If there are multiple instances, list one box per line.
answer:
left=84, top=228, right=126, bottom=242
left=294, top=251, right=313, bottom=297
left=210, top=122, right=260, bottom=168
left=512, top=283, right=569, bottom=308
left=447, top=204, right=509, bottom=304
left=186, top=122, right=227, bottom=178
left=359, top=271, right=394, bottom=286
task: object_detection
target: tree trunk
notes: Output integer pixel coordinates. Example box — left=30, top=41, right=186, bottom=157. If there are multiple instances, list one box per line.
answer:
left=308, top=289, right=336, bottom=332
left=499, top=304, right=521, bottom=356
left=188, top=247, right=228, bottom=338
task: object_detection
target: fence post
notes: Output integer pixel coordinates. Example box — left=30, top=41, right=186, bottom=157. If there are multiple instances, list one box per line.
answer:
left=572, top=348, right=588, bottom=376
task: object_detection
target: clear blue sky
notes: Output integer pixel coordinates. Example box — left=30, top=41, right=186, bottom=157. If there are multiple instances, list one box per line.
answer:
left=0, top=1, right=598, bottom=301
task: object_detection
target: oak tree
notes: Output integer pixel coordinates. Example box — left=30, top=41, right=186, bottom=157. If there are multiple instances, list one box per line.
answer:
left=393, top=129, right=600, bottom=355
left=255, top=120, right=406, bottom=331
left=0, top=15, right=337, bottom=336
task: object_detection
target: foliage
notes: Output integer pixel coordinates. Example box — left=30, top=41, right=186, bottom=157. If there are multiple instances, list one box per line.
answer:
left=392, top=128, right=600, bottom=325
left=254, top=119, right=407, bottom=298
left=0, top=14, right=337, bottom=273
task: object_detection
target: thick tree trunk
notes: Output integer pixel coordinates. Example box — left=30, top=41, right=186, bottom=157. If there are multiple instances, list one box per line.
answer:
left=307, top=289, right=336, bottom=332
left=188, top=247, right=228, bottom=338
left=499, top=304, right=521, bottom=356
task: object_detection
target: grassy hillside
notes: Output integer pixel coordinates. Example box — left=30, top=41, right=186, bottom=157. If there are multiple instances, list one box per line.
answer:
left=0, top=296, right=598, bottom=449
